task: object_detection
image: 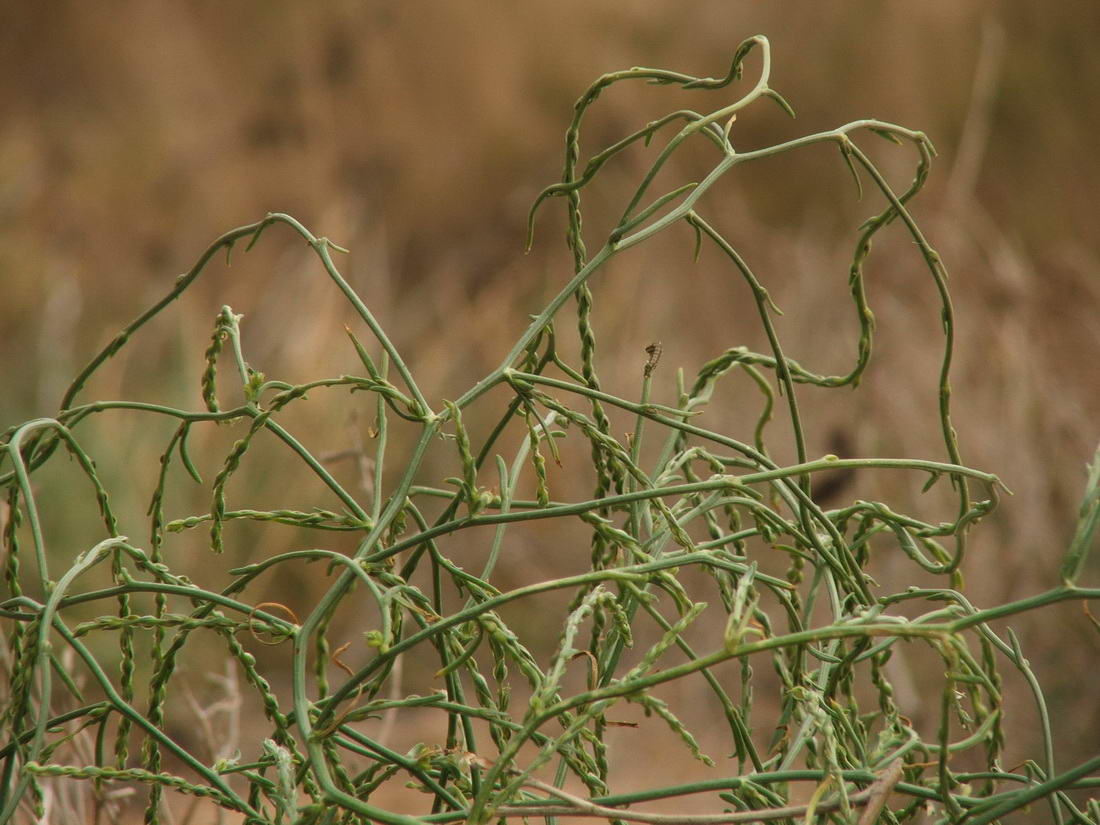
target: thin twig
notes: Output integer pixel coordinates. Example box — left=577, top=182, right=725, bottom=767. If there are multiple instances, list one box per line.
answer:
left=510, top=764, right=905, bottom=825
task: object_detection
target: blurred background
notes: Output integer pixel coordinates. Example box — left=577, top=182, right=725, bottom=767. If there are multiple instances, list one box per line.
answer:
left=2, top=0, right=1099, bottom=816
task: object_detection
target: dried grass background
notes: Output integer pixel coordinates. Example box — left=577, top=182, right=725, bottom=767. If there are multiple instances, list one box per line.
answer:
left=2, top=0, right=1099, bottom=815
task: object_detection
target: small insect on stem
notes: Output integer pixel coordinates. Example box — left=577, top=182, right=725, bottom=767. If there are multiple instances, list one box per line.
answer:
left=644, top=341, right=663, bottom=377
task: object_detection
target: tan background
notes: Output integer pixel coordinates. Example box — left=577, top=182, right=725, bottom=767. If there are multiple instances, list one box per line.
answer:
left=2, top=1, right=1099, bottom=818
